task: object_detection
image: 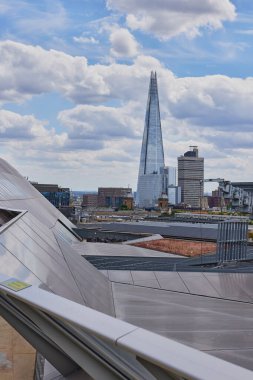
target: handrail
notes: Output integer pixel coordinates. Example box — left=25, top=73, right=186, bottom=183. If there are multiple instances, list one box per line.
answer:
left=0, top=274, right=252, bottom=380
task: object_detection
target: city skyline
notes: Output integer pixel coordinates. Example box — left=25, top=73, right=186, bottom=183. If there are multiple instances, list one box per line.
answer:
left=0, top=1, right=253, bottom=190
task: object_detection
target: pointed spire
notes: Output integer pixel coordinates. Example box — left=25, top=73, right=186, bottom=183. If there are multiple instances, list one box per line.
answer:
left=136, top=71, right=165, bottom=207
left=138, top=71, right=164, bottom=175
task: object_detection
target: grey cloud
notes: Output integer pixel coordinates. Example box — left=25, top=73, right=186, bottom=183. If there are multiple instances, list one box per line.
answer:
left=63, top=138, right=104, bottom=151
left=208, top=132, right=253, bottom=150
left=58, top=104, right=142, bottom=141
left=110, top=28, right=139, bottom=58
left=0, top=110, right=46, bottom=140
left=96, top=152, right=135, bottom=162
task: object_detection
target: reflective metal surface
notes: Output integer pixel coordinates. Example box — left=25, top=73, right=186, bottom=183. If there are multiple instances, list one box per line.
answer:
left=2, top=278, right=252, bottom=380
left=112, top=282, right=253, bottom=370
left=55, top=235, right=115, bottom=316
left=0, top=243, right=41, bottom=286
left=0, top=222, right=84, bottom=304
left=0, top=158, right=116, bottom=316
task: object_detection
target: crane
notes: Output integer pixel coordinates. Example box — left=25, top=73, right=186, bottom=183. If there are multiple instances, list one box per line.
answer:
left=201, top=178, right=253, bottom=213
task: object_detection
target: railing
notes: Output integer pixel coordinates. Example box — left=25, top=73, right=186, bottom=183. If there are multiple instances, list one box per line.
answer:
left=0, top=273, right=252, bottom=380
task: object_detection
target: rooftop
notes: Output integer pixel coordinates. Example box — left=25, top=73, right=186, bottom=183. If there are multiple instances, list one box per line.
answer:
left=0, top=157, right=252, bottom=378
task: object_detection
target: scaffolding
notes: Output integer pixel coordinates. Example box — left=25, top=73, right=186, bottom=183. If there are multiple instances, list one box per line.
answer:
left=216, top=220, right=248, bottom=262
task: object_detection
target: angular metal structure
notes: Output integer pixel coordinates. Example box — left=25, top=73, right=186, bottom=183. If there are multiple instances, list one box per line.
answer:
left=0, top=158, right=114, bottom=316
left=136, top=72, right=165, bottom=208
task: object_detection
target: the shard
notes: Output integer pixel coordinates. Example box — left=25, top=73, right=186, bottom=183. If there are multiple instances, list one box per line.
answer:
left=136, top=71, right=165, bottom=208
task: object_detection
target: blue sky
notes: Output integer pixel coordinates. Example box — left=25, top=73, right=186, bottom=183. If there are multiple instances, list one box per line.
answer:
left=0, top=0, right=253, bottom=190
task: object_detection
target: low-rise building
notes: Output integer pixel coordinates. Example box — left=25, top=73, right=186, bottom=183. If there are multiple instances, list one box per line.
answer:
left=31, top=182, right=70, bottom=207
left=98, top=187, right=132, bottom=208
left=82, top=193, right=98, bottom=208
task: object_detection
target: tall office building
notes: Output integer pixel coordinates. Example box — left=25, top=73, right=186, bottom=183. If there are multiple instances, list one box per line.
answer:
left=136, top=71, right=165, bottom=208
left=164, top=166, right=176, bottom=187
left=178, top=146, right=204, bottom=208
left=168, top=186, right=181, bottom=205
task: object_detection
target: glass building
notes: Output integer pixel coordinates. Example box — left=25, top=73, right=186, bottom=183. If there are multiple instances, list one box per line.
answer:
left=136, top=72, right=165, bottom=208
left=31, top=183, right=70, bottom=208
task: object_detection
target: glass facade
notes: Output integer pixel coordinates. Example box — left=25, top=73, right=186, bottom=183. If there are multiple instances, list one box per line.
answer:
left=137, top=72, right=165, bottom=208
left=42, top=190, right=70, bottom=208
left=168, top=186, right=181, bottom=205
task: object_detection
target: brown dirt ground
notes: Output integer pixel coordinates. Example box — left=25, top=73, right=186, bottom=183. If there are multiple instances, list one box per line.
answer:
left=133, top=239, right=216, bottom=257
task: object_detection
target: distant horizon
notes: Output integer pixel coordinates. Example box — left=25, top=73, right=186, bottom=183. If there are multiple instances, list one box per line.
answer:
left=71, top=190, right=213, bottom=197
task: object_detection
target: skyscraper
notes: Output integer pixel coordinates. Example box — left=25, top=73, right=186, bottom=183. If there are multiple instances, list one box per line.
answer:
left=136, top=72, right=165, bottom=208
left=178, top=146, right=204, bottom=208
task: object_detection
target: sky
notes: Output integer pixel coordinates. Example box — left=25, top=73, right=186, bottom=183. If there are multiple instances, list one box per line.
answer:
left=0, top=0, right=253, bottom=191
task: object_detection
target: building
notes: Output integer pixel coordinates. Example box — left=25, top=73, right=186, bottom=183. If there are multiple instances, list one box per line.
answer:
left=122, top=191, right=134, bottom=210
left=163, top=166, right=176, bottom=188
left=164, top=166, right=181, bottom=205
left=31, top=182, right=70, bottom=207
left=200, top=196, right=209, bottom=209
left=82, top=193, right=98, bottom=208
left=168, top=185, right=181, bottom=205
left=178, top=146, right=204, bottom=208
left=208, top=189, right=228, bottom=209
left=136, top=71, right=166, bottom=208
left=158, top=193, right=168, bottom=210
left=231, top=182, right=253, bottom=195
left=98, top=187, right=132, bottom=208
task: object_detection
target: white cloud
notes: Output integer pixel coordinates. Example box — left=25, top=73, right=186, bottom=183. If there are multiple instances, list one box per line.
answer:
left=0, top=109, right=70, bottom=158
left=1, top=40, right=253, bottom=187
left=73, top=36, right=99, bottom=44
left=0, top=3, right=10, bottom=14
left=2, top=1, right=68, bottom=36
left=216, top=41, right=248, bottom=60
left=166, top=75, right=253, bottom=129
left=106, top=0, right=236, bottom=40
left=109, top=27, right=139, bottom=57
left=0, top=40, right=109, bottom=104
left=2, top=41, right=253, bottom=141
left=0, top=41, right=164, bottom=105
left=94, top=55, right=165, bottom=103
left=236, top=29, right=253, bottom=35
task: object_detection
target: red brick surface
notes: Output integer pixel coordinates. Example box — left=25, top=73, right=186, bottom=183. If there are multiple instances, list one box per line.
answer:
left=133, top=239, right=216, bottom=257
